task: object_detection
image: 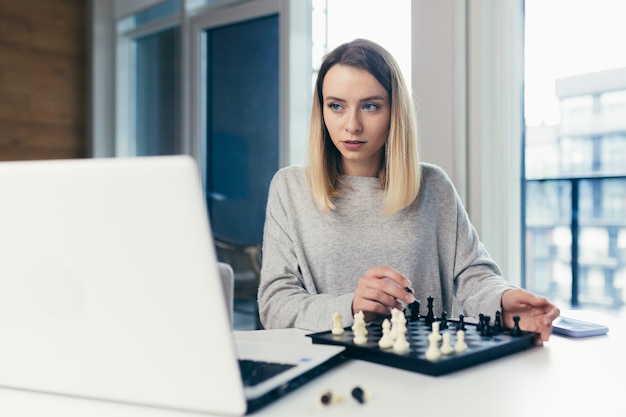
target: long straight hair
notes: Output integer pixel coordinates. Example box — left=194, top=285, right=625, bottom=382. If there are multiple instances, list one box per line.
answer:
left=306, top=39, right=421, bottom=216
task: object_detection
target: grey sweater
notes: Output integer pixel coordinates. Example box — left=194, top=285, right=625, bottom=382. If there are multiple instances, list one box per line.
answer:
left=258, top=163, right=515, bottom=331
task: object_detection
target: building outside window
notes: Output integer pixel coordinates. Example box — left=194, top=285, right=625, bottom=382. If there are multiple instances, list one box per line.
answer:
left=524, top=0, right=626, bottom=314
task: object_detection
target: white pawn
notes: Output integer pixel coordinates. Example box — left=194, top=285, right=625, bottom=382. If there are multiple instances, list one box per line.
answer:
left=440, top=332, right=454, bottom=355
left=378, top=319, right=393, bottom=349
left=389, top=308, right=400, bottom=340
left=352, top=310, right=368, bottom=345
left=425, top=331, right=441, bottom=361
left=331, top=312, right=344, bottom=335
left=431, top=321, right=442, bottom=342
left=454, top=330, right=468, bottom=353
left=392, top=319, right=409, bottom=353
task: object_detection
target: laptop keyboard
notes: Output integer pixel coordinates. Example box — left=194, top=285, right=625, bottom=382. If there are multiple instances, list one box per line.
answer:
left=238, top=359, right=296, bottom=387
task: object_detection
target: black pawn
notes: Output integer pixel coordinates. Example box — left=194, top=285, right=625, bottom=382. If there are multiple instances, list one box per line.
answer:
left=511, top=315, right=523, bottom=337
left=440, top=311, right=449, bottom=330
left=456, top=314, right=466, bottom=331
left=481, top=315, right=492, bottom=337
left=406, top=299, right=420, bottom=322
left=476, top=313, right=485, bottom=332
left=351, top=387, right=366, bottom=404
left=493, top=311, right=503, bottom=334
left=424, top=296, right=436, bottom=326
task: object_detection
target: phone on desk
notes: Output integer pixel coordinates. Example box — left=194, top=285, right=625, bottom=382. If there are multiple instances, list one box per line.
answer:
left=552, top=317, right=609, bottom=338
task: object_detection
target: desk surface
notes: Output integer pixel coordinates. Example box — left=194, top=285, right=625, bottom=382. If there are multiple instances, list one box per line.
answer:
left=0, top=310, right=622, bottom=417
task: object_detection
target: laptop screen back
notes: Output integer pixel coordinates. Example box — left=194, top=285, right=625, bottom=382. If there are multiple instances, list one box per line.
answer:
left=0, top=156, right=246, bottom=415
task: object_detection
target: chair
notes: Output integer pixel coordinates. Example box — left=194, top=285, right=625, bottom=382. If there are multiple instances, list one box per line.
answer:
left=214, top=235, right=262, bottom=329
left=217, top=262, right=235, bottom=327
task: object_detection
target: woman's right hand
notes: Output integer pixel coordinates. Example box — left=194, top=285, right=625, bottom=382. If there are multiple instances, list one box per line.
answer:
left=351, top=266, right=415, bottom=322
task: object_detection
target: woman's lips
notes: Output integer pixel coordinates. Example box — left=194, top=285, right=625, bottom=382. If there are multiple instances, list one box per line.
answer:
left=342, top=140, right=365, bottom=151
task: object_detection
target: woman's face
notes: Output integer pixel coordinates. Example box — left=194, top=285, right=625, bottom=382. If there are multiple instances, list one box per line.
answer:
left=322, top=64, right=391, bottom=177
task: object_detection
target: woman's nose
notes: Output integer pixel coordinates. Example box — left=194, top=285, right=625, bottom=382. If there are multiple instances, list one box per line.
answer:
left=345, top=110, right=362, bottom=134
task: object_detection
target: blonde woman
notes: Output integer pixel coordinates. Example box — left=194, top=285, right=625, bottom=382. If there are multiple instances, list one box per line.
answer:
left=258, top=39, right=558, bottom=342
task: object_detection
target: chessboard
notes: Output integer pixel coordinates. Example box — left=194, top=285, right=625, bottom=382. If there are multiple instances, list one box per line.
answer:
left=307, top=301, right=537, bottom=376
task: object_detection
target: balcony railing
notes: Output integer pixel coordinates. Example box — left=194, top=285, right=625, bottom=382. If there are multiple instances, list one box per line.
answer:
left=524, top=174, right=626, bottom=309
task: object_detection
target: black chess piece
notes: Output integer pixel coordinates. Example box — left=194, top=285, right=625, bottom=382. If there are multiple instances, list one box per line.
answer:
left=493, top=311, right=503, bottom=334
left=406, top=299, right=420, bottom=322
left=480, top=315, right=492, bottom=337
left=424, top=296, right=436, bottom=326
left=351, top=386, right=367, bottom=404
left=440, top=311, right=448, bottom=329
left=477, top=313, right=485, bottom=332
left=511, top=315, right=523, bottom=337
left=456, top=314, right=466, bottom=331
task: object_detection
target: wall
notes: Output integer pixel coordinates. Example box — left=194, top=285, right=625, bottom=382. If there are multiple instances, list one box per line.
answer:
left=0, top=0, right=86, bottom=161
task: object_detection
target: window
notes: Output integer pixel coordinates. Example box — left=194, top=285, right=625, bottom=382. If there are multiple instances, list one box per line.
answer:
left=524, top=0, right=626, bottom=312
left=116, top=0, right=181, bottom=156
left=312, top=0, right=411, bottom=89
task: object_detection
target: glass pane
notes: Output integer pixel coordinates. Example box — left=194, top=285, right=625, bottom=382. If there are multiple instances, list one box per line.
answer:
left=135, top=0, right=179, bottom=26
left=205, top=15, right=279, bottom=245
left=525, top=180, right=572, bottom=302
left=135, top=27, right=181, bottom=156
left=578, top=179, right=626, bottom=307
left=524, top=0, right=626, bottom=315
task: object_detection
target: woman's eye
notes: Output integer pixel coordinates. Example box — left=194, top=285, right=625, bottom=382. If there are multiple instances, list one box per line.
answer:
left=328, top=103, right=342, bottom=111
left=363, top=103, right=379, bottom=111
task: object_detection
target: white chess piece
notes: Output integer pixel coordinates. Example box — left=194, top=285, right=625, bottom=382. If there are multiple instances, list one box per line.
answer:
left=431, top=321, right=442, bottom=342
left=331, top=312, right=344, bottom=335
left=425, top=331, right=441, bottom=361
left=440, top=332, right=454, bottom=355
left=389, top=308, right=400, bottom=340
left=454, top=330, right=468, bottom=353
left=378, top=319, right=393, bottom=349
left=392, top=317, right=409, bottom=353
left=352, top=311, right=368, bottom=345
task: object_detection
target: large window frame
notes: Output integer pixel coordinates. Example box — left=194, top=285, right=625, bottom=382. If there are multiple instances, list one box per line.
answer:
left=89, top=0, right=524, bottom=284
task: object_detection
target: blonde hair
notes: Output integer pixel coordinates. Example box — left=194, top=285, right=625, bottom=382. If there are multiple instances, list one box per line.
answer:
left=306, top=39, right=421, bottom=216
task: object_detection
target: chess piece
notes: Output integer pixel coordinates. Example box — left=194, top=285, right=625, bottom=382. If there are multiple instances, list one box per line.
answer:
left=477, top=313, right=485, bottom=332
left=319, top=390, right=343, bottom=406
left=331, top=312, right=344, bottom=335
left=454, top=330, right=468, bottom=353
left=481, top=315, right=492, bottom=337
left=392, top=312, right=408, bottom=351
left=378, top=319, right=393, bottom=349
left=431, top=321, right=442, bottom=342
left=456, top=314, right=466, bottom=331
left=440, top=311, right=449, bottom=329
left=424, top=296, right=436, bottom=325
left=511, top=315, right=523, bottom=337
left=406, top=299, right=420, bottom=322
left=440, top=332, right=454, bottom=355
left=352, top=310, right=368, bottom=345
left=351, top=386, right=372, bottom=404
left=390, top=308, right=400, bottom=340
left=392, top=319, right=409, bottom=353
left=425, top=331, right=441, bottom=360
left=493, top=311, right=503, bottom=334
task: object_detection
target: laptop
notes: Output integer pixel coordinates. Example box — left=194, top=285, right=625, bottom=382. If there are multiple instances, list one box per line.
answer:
left=0, top=155, right=344, bottom=415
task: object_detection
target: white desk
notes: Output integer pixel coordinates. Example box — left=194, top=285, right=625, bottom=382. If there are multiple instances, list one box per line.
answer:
left=0, top=310, right=622, bottom=417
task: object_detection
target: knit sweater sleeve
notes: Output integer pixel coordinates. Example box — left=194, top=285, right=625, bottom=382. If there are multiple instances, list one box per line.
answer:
left=450, top=183, right=517, bottom=317
left=257, top=167, right=354, bottom=331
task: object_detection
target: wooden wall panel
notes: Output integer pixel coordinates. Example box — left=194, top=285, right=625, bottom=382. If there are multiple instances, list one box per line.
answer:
left=0, top=0, right=86, bottom=161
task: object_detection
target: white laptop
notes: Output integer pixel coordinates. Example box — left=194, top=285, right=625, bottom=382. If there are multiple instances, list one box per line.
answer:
left=0, top=155, right=344, bottom=415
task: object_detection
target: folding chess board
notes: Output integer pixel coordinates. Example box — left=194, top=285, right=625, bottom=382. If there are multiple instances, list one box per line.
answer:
left=307, top=315, right=537, bottom=376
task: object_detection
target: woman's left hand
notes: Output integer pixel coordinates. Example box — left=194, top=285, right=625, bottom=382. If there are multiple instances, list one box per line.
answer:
left=501, top=288, right=560, bottom=344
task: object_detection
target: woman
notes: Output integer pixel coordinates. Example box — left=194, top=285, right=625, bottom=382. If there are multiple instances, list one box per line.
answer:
left=258, top=39, right=559, bottom=342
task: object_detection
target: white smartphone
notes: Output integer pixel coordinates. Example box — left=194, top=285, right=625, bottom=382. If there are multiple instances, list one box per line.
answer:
left=552, top=317, right=609, bottom=338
